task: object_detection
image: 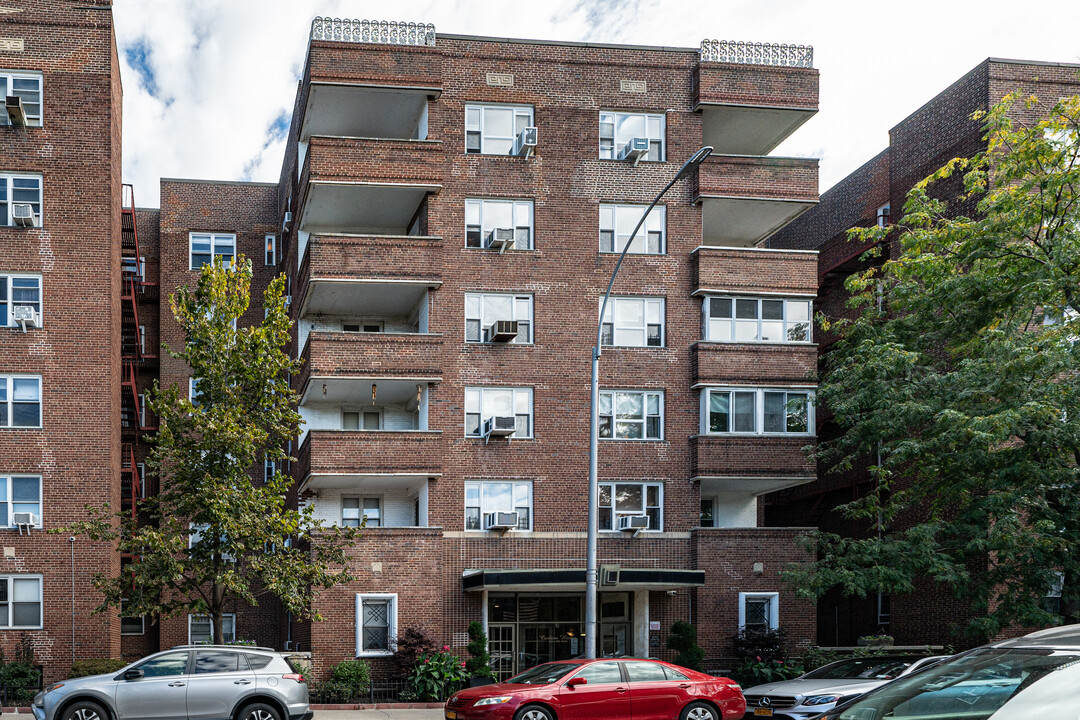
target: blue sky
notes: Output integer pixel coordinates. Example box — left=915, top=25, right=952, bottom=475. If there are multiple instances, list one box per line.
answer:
left=113, top=0, right=1080, bottom=207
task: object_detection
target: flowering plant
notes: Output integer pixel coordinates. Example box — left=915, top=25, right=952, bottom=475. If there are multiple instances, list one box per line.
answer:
left=409, top=647, right=468, bottom=701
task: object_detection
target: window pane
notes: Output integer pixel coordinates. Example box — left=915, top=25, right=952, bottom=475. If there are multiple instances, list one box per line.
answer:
left=485, top=108, right=513, bottom=137
left=465, top=483, right=480, bottom=505
left=787, top=322, right=810, bottom=342
left=11, top=401, right=39, bottom=427
left=735, top=299, right=758, bottom=319
left=465, top=507, right=481, bottom=530
left=614, top=484, right=642, bottom=513
left=11, top=477, right=37, bottom=503
left=616, top=421, right=642, bottom=439
left=575, top=661, right=622, bottom=684
left=12, top=378, right=38, bottom=401
left=195, top=650, right=240, bottom=674
left=709, top=298, right=731, bottom=318
left=761, top=320, right=784, bottom=342
left=616, top=393, right=643, bottom=419
left=485, top=483, right=513, bottom=512
left=709, top=392, right=730, bottom=432
left=598, top=485, right=611, bottom=507
left=342, top=412, right=359, bottom=430
left=788, top=301, right=810, bottom=322
left=762, top=300, right=784, bottom=320
left=786, top=394, right=809, bottom=433
left=138, top=651, right=189, bottom=677
left=732, top=392, right=756, bottom=432
left=646, top=485, right=659, bottom=507
left=764, top=392, right=786, bottom=433
left=708, top=318, right=732, bottom=341
left=626, top=662, right=668, bottom=682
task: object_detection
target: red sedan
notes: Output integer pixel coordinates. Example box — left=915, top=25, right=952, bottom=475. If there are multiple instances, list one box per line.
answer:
left=445, top=658, right=745, bottom=720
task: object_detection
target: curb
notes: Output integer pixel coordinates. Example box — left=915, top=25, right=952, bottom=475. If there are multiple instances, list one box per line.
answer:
left=2, top=709, right=33, bottom=714
left=311, top=703, right=444, bottom=710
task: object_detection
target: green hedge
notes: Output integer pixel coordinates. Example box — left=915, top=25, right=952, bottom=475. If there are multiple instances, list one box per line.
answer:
left=71, top=659, right=127, bottom=678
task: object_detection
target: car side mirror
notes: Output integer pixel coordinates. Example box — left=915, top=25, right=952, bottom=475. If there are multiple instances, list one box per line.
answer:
left=123, top=669, right=144, bottom=681
left=567, top=677, right=587, bottom=688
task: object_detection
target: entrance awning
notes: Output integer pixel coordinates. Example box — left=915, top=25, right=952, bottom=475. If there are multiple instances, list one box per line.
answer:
left=462, top=568, right=705, bottom=592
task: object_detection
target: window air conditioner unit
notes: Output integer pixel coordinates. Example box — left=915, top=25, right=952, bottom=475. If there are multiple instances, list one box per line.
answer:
left=484, top=320, right=519, bottom=343
left=600, top=564, right=621, bottom=586
left=484, top=511, right=519, bottom=531
left=618, top=514, right=650, bottom=532
left=12, top=512, right=37, bottom=528
left=11, top=203, right=36, bottom=228
left=483, top=416, right=517, bottom=438
left=513, top=126, right=538, bottom=158
left=619, top=137, right=650, bottom=165
left=12, top=305, right=40, bottom=331
left=5, top=95, right=27, bottom=127
left=485, top=227, right=515, bottom=251
left=282, top=211, right=292, bottom=233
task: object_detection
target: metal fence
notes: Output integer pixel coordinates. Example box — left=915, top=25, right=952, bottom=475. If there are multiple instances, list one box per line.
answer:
left=310, top=18, right=436, bottom=47
left=309, top=678, right=462, bottom=704
left=699, top=39, right=813, bottom=68
left=1, top=680, right=44, bottom=707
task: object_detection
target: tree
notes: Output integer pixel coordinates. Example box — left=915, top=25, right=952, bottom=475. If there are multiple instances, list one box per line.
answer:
left=666, top=620, right=704, bottom=671
left=68, top=256, right=360, bottom=643
left=465, top=621, right=495, bottom=679
left=783, top=92, right=1080, bottom=638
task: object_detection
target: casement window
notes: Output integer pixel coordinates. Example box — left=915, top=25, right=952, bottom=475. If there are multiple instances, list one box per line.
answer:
left=465, top=198, right=534, bottom=250
left=465, top=480, right=532, bottom=531
left=189, top=613, right=236, bottom=644
left=0, top=174, right=42, bottom=227
left=138, top=393, right=147, bottom=427
left=0, top=576, right=42, bottom=628
left=0, top=375, right=41, bottom=428
left=700, top=498, right=714, bottom=528
left=599, top=390, right=662, bottom=440
left=343, top=497, right=381, bottom=528
left=264, top=234, right=276, bottom=266
left=877, top=592, right=892, bottom=626
left=599, top=204, right=665, bottom=255
left=465, top=293, right=533, bottom=344
left=599, top=111, right=665, bottom=161
left=263, top=455, right=275, bottom=483
left=704, top=388, right=813, bottom=435
left=465, top=387, right=532, bottom=438
left=356, top=593, right=396, bottom=655
left=601, top=297, right=664, bottom=347
left=0, top=275, right=42, bottom=327
left=0, top=475, right=40, bottom=527
left=342, top=409, right=382, bottom=430
left=189, top=378, right=201, bottom=405
left=0, top=72, right=42, bottom=127
left=739, top=591, right=779, bottom=631
left=704, top=297, right=812, bottom=343
left=598, top=482, right=662, bottom=531
left=120, top=598, right=145, bottom=636
left=876, top=203, right=890, bottom=228
left=465, top=104, right=533, bottom=155
left=343, top=322, right=383, bottom=333
left=189, top=232, right=236, bottom=270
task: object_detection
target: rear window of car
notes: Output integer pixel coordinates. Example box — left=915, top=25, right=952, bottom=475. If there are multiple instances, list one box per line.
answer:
left=245, top=653, right=274, bottom=670
left=664, top=666, right=689, bottom=681
left=625, top=662, right=669, bottom=682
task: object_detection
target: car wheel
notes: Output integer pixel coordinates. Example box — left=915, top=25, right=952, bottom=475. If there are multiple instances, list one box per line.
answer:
left=61, top=701, right=108, bottom=720
left=240, top=703, right=281, bottom=720
left=680, top=701, right=718, bottom=720
left=515, top=704, right=554, bottom=720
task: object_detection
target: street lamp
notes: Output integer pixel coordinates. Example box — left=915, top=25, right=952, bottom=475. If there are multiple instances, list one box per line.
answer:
left=585, top=146, right=713, bottom=659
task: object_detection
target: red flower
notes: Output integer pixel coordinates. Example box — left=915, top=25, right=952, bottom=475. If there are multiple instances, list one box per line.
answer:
left=756, top=655, right=761, bottom=662
left=443, top=645, right=451, bottom=651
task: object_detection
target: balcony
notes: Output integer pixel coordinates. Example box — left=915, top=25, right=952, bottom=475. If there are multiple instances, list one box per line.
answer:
left=297, top=331, right=443, bottom=400
left=695, top=154, right=818, bottom=247
left=296, top=428, right=442, bottom=488
left=692, top=246, right=818, bottom=296
left=694, top=342, right=817, bottom=386
left=690, top=435, right=814, bottom=495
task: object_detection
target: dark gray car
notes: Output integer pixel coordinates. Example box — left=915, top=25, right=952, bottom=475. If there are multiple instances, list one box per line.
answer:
left=33, top=646, right=311, bottom=720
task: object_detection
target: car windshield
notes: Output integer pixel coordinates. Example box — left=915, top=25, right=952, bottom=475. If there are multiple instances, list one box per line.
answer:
left=507, top=662, right=583, bottom=685
left=803, top=657, right=919, bottom=680
left=836, top=648, right=1080, bottom=720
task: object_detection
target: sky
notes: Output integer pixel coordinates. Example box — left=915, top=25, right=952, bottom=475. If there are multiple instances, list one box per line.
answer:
left=112, top=0, right=1080, bottom=208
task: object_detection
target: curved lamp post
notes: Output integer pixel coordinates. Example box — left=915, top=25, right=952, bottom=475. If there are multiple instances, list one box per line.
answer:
left=585, top=145, right=714, bottom=659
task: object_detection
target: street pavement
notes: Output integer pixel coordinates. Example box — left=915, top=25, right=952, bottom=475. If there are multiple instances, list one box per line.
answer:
left=2, top=712, right=444, bottom=720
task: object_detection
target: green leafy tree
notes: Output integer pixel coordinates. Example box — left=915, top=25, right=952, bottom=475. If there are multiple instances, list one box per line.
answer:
left=67, top=256, right=360, bottom=643
left=666, top=620, right=704, bottom=671
left=465, top=621, right=495, bottom=678
left=784, top=92, right=1080, bottom=638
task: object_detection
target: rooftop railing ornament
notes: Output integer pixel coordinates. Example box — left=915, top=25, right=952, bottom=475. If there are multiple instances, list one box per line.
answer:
left=310, top=18, right=436, bottom=47
left=699, top=39, right=813, bottom=68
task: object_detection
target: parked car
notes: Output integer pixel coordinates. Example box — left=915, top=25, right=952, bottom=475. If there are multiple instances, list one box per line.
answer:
left=32, top=645, right=311, bottom=720
left=445, top=657, right=745, bottom=720
left=808, top=624, right=1080, bottom=720
left=742, top=655, right=948, bottom=719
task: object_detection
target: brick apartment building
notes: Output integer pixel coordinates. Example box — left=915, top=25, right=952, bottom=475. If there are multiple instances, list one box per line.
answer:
left=766, top=58, right=1080, bottom=648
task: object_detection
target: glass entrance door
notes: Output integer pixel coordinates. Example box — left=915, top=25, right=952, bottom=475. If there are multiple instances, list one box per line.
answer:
left=489, top=624, right=515, bottom=681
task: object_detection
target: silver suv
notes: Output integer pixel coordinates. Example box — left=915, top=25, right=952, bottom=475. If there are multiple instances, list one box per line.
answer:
left=33, top=646, right=311, bottom=720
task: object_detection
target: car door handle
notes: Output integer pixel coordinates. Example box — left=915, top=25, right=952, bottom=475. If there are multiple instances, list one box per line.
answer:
left=234, top=680, right=252, bottom=685
left=679, top=684, right=691, bottom=688
left=168, top=682, right=186, bottom=687
left=614, top=687, right=628, bottom=693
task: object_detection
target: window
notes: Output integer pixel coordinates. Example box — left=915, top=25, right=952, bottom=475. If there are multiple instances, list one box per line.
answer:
left=139, top=325, right=146, bottom=355
left=194, top=650, right=243, bottom=674
left=189, top=613, right=236, bottom=644
left=739, top=591, right=779, bottom=631
left=189, top=524, right=233, bottom=562
left=1044, top=572, right=1064, bottom=615
left=704, top=297, right=812, bottom=343
left=465, top=293, right=533, bottom=343
left=465, top=104, right=533, bottom=155
left=465, top=199, right=533, bottom=249
left=598, top=482, right=662, bottom=531
left=343, top=497, right=381, bottom=528
left=134, top=651, right=189, bottom=677
left=0, top=174, right=42, bottom=227
left=342, top=410, right=381, bottom=430
left=626, top=662, right=669, bottom=682
left=356, top=593, right=396, bottom=655
left=601, top=297, right=664, bottom=347
left=0, top=376, right=41, bottom=428
left=0, top=575, right=41, bottom=628
left=877, top=592, right=892, bottom=626
left=700, top=498, right=714, bottom=527
left=599, top=205, right=665, bottom=254
left=465, top=387, right=532, bottom=438
left=0, top=475, right=41, bottom=528
left=599, top=111, right=664, bottom=161
left=573, top=661, right=623, bottom=684
left=189, top=378, right=201, bottom=405
left=264, top=455, right=275, bottom=483
left=599, top=390, right=662, bottom=440
left=705, top=388, right=813, bottom=435
left=465, top=480, right=532, bottom=530
left=343, top=322, right=383, bottom=333
left=876, top=203, right=890, bottom=228
left=120, top=598, right=145, bottom=636
left=189, top=233, right=236, bottom=270
left=264, top=234, right=276, bottom=266
left=0, top=72, right=42, bottom=127
left=0, top=275, right=42, bottom=327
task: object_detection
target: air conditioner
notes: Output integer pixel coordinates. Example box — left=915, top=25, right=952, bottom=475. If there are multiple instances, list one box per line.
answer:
left=618, top=514, right=650, bottom=532
left=5, top=95, right=27, bottom=127
left=484, top=320, right=519, bottom=343
left=513, top=126, right=538, bottom=158
left=600, top=564, right=621, bottom=586
left=485, top=227, right=515, bottom=251
left=12, top=305, right=40, bottom=330
left=282, top=211, right=292, bottom=233
left=619, top=137, right=650, bottom=165
left=12, top=512, right=36, bottom=527
left=483, top=416, right=517, bottom=438
left=484, top=511, right=519, bottom=531
left=11, top=203, right=36, bottom=228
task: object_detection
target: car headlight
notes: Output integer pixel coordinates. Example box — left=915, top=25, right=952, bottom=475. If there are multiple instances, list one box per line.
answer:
left=474, top=696, right=513, bottom=706
left=804, top=695, right=841, bottom=706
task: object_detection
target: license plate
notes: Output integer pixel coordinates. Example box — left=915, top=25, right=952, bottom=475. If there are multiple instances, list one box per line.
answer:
left=753, top=709, right=773, bottom=717
left=446, top=712, right=457, bottom=720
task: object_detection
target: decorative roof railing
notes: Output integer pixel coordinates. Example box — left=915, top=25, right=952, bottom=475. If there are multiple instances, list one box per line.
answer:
left=310, top=18, right=436, bottom=46
left=700, top=39, right=813, bottom=68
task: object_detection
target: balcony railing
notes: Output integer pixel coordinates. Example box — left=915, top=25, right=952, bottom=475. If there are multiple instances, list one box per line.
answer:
left=311, top=17, right=436, bottom=46
left=700, top=39, right=813, bottom=68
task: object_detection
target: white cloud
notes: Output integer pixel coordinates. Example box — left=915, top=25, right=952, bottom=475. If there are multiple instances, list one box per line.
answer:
left=114, top=0, right=1080, bottom=207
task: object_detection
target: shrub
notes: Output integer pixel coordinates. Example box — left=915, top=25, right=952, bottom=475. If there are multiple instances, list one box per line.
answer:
left=328, top=659, right=371, bottom=696
left=409, top=647, right=467, bottom=701
left=733, top=627, right=788, bottom=663
left=797, top=645, right=892, bottom=672
left=0, top=635, right=41, bottom=702
left=729, top=657, right=803, bottom=688
left=666, top=621, right=704, bottom=671
left=465, top=622, right=495, bottom=679
left=70, top=658, right=127, bottom=678
left=394, top=626, right=439, bottom=675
